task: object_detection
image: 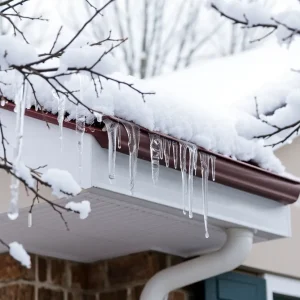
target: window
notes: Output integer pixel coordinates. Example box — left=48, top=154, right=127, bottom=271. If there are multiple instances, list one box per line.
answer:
left=264, top=274, right=300, bottom=300
left=274, top=295, right=300, bottom=300
left=205, top=272, right=266, bottom=300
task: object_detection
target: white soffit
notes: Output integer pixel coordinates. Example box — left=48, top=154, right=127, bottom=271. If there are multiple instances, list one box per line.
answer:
left=0, top=188, right=276, bottom=262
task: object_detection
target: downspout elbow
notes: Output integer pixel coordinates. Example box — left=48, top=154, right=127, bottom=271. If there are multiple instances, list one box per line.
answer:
left=140, top=228, right=253, bottom=300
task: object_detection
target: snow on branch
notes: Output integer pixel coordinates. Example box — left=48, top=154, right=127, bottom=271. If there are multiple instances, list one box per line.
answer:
left=0, top=239, right=31, bottom=268
left=0, top=0, right=156, bottom=267
left=0, top=118, right=91, bottom=262
left=0, top=0, right=47, bottom=43
left=209, top=0, right=300, bottom=147
left=252, top=89, right=300, bottom=148
left=209, top=0, right=300, bottom=44
left=41, top=169, right=81, bottom=199
left=0, top=0, right=154, bottom=117
left=65, top=201, right=91, bottom=220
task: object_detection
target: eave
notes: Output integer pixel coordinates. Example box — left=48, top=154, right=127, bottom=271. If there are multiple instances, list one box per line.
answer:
left=2, top=102, right=300, bottom=205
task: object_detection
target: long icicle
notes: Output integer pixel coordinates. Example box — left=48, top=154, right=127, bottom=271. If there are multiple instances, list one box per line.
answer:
left=58, top=97, right=65, bottom=152
left=200, top=152, right=210, bottom=238
left=76, top=76, right=86, bottom=185
left=164, top=139, right=171, bottom=168
left=179, top=142, right=188, bottom=215
left=172, top=141, right=178, bottom=169
left=149, top=134, right=161, bottom=185
left=123, top=122, right=140, bottom=194
left=103, top=119, right=119, bottom=183
left=8, top=81, right=27, bottom=220
left=76, top=113, right=85, bottom=185
left=194, top=148, right=198, bottom=175
left=118, top=123, right=122, bottom=149
left=52, top=91, right=66, bottom=152
left=187, top=144, right=197, bottom=218
left=160, top=138, right=164, bottom=160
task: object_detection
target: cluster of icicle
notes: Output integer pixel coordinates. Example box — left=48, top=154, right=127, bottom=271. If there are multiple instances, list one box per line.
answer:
left=8, top=84, right=216, bottom=238
left=103, top=119, right=216, bottom=239
left=103, top=119, right=140, bottom=193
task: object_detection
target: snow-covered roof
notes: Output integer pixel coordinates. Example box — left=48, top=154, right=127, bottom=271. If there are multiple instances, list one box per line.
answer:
left=1, top=39, right=295, bottom=175
left=148, top=43, right=292, bottom=111
left=146, top=43, right=299, bottom=172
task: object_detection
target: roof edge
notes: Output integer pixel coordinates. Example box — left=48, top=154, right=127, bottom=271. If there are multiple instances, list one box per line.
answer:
left=1, top=102, right=299, bottom=205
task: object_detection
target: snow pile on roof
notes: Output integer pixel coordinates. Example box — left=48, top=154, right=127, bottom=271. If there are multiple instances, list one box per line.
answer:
left=150, top=44, right=292, bottom=110
left=9, top=242, right=31, bottom=268
left=0, top=37, right=290, bottom=174
left=147, top=41, right=300, bottom=168
left=41, top=168, right=81, bottom=198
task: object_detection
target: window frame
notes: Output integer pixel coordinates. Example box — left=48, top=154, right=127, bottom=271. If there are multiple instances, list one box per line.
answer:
left=264, top=274, right=300, bottom=300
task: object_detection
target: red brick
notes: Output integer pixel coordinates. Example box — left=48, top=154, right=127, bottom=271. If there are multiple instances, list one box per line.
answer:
left=68, top=292, right=97, bottom=300
left=0, top=253, right=35, bottom=281
left=168, top=291, right=186, bottom=300
left=38, top=256, right=48, bottom=282
left=107, top=252, right=166, bottom=286
left=51, top=259, right=66, bottom=286
left=87, top=262, right=106, bottom=289
left=0, top=284, right=34, bottom=300
left=100, top=289, right=127, bottom=300
left=71, top=262, right=89, bottom=289
left=38, top=288, right=64, bottom=300
left=131, top=285, right=144, bottom=300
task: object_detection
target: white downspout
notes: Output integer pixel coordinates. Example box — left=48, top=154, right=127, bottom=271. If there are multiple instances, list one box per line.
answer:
left=140, top=228, right=253, bottom=300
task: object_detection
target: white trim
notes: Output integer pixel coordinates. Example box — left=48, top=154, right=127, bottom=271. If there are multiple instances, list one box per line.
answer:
left=264, top=274, right=300, bottom=300
left=91, top=140, right=292, bottom=240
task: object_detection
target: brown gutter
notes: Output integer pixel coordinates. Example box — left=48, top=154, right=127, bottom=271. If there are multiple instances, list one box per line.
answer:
left=2, top=102, right=300, bottom=205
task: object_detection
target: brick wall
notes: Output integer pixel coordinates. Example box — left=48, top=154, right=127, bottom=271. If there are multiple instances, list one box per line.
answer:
left=0, top=251, right=193, bottom=300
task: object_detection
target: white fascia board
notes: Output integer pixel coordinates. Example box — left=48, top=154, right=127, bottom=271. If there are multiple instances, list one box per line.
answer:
left=91, top=139, right=291, bottom=240
left=0, top=109, right=94, bottom=189
left=1, top=108, right=290, bottom=241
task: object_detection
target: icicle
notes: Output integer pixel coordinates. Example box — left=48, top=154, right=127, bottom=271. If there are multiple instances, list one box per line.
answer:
left=28, top=212, right=32, bottom=228
left=210, top=155, right=216, bottom=181
left=123, top=122, right=140, bottom=193
left=94, top=112, right=103, bottom=123
left=200, top=152, right=210, bottom=238
left=76, top=76, right=86, bottom=185
left=149, top=134, right=161, bottom=185
left=103, top=119, right=119, bottom=182
left=194, top=148, right=198, bottom=175
left=76, top=114, right=85, bottom=185
left=179, top=142, right=188, bottom=215
left=187, top=144, right=197, bottom=218
left=52, top=91, right=66, bottom=152
left=118, top=123, right=122, bottom=149
left=160, top=138, right=164, bottom=159
left=58, top=98, right=65, bottom=152
left=164, top=139, right=171, bottom=168
left=8, top=82, right=27, bottom=220
left=172, top=141, right=178, bottom=169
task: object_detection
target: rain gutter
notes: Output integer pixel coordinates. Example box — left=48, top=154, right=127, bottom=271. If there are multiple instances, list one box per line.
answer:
left=2, top=102, right=300, bottom=205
